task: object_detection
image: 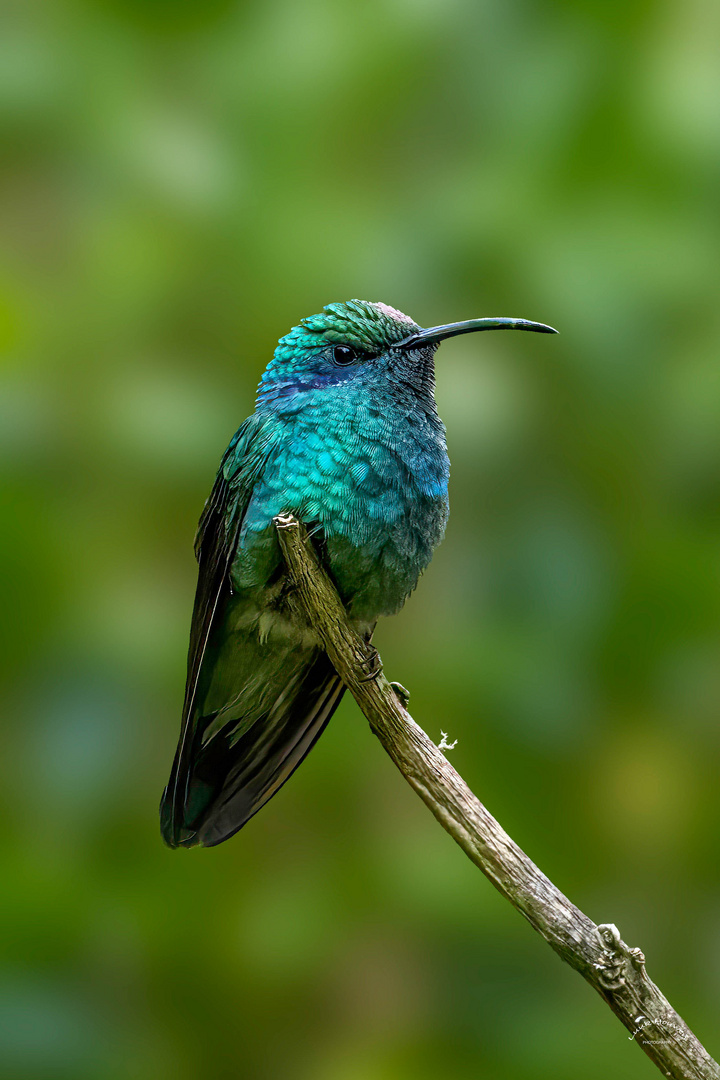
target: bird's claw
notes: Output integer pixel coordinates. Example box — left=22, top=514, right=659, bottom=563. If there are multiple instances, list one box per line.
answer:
left=359, top=646, right=383, bottom=682
left=390, top=681, right=410, bottom=706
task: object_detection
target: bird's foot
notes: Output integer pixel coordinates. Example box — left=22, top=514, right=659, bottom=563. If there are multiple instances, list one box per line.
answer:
left=390, top=681, right=410, bottom=707
left=358, top=645, right=383, bottom=682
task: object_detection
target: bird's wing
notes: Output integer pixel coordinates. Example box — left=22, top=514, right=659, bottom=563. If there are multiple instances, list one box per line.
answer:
left=190, top=643, right=348, bottom=848
left=161, top=412, right=279, bottom=845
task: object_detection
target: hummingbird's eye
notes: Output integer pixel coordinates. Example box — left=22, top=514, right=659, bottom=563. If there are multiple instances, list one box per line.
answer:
left=332, top=344, right=357, bottom=366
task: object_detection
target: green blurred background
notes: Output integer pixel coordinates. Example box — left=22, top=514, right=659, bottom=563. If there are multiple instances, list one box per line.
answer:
left=2, top=0, right=720, bottom=1076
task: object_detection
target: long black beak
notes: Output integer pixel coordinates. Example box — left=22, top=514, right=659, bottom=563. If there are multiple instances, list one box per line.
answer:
left=393, top=317, right=558, bottom=350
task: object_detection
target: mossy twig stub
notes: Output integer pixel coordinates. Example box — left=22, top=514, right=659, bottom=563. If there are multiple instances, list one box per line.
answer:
left=274, top=513, right=719, bottom=1080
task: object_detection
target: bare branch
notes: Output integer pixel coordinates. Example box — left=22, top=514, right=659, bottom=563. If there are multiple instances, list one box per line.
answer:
left=274, top=513, right=719, bottom=1080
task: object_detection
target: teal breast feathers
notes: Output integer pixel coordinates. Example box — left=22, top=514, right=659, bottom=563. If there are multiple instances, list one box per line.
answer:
left=232, top=392, right=449, bottom=618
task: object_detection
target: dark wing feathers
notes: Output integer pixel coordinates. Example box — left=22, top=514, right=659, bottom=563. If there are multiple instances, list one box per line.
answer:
left=194, top=654, right=345, bottom=847
left=161, top=415, right=352, bottom=849
left=161, top=414, right=281, bottom=847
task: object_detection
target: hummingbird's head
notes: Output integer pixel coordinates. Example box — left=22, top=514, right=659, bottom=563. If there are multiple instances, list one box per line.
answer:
left=256, top=299, right=556, bottom=410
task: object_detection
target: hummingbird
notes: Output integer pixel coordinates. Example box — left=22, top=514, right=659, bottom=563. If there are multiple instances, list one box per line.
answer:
left=161, top=300, right=556, bottom=848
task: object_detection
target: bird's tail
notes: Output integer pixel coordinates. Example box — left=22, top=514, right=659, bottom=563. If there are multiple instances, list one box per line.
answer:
left=160, top=649, right=345, bottom=848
